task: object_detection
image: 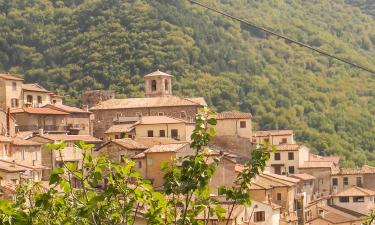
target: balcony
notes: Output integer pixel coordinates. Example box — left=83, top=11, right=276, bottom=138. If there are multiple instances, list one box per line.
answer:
left=16, top=125, right=68, bottom=132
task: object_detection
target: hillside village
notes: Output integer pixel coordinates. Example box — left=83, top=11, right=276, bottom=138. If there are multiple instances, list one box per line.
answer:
left=0, top=71, right=374, bottom=224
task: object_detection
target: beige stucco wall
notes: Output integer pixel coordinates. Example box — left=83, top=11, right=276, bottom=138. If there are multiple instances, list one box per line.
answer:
left=10, top=145, right=42, bottom=165
left=67, top=114, right=91, bottom=135
left=13, top=113, right=68, bottom=131
left=331, top=174, right=364, bottom=193
left=250, top=200, right=281, bottom=225
left=135, top=123, right=191, bottom=141
left=0, top=80, right=23, bottom=109
left=332, top=195, right=375, bottom=215
left=0, top=171, right=21, bottom=183
left=23, top=90, right=51, bottom=107
left=94, top=142, right=143, bottom=163
left=299, top=167, right=332, bottom=197
left=145, top=151, right=175, bottom=188
left=254, top=134, right=295, bottom=145
left=209, top=158, right=237, bottom=194
left=215, top=118, right=252, bottom=138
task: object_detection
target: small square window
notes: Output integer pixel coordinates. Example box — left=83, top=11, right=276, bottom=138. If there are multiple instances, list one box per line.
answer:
left=280, top=138, right=287, bottom=144
left=277, top=193, right=282, bottom=201
left=240, top=121, right=246, bottom=128
left=159, top=130, right=166, bottom=137
left=288, top=152, right=294, bottom=160
left=158, top=112, right=164, bottom=116
left=12, top=82, right=17, bottom=91
left=353, top=196, right=364, bottom=202
left=343, top=177, right=349, bottom=186
left=332, top=178, right=338, bottom=186
left=254, top=211, right=265, bottom=222
left=339, top=196, right=349, bottom=203
left=147, top=130, right=154, bottom=137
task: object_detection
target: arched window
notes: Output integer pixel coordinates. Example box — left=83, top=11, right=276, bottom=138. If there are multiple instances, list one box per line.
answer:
left=165, top=79, right=169, bottom=91
left=151, top=80, right=157, bottom=91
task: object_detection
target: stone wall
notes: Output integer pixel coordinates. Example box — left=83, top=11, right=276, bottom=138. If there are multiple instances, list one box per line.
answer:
left=210, top=135, right=255, bottom=160
left=92, top=105, right=200, bottom=139
left=82, top=90, right=115, bottom=108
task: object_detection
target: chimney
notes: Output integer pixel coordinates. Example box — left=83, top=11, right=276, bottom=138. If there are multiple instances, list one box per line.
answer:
left=38, top=128, right=44, bottom=136
left=83, top=105, right=89, bottom=112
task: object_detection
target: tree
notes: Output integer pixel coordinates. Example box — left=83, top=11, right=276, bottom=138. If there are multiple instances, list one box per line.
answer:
left=0, top=108, right=271, bottom=224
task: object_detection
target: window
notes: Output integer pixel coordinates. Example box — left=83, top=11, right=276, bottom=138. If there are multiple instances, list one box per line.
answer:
left=332, top=178, right=338, bottom=186
left=254, top=211, right=265, bottom=222
left=147, top=130, right=154, bottom=137
left=264, top=138, right=269, bottom=143
left=288, top=152, right=294, bottom=160
left=11, top=98, right=19, bottom=107
left=159, top=130, right=166, bottom=137
left=353, top=196, right=364, bottom=202
left=53, top=99, right=56, bottom=104
left=356, top=177, right=362, bottom=187
left=147, top=158, right=153, bottom=166
left=120, top=155, right=125, bottom=163
left=158, top=112, right=164, bottom=116
left=280, top=138, right=287, bottom=144
left=289, top=166, right=295, bottom=174
left=180, top=111, right=186, bottom=119
left=274, top=153, right=281, bottom=160
left=339, top=197, right=349, bottom=203
left=277, top=193, right=282, bottom=201
left=138, top=161, right=142, bottom=168
left=165, top=79, right=169, bottom=91
left=115, top=135, right=119, bottom=139
left=12, top=82, right=17, bottom=91
left=343, top=177, right=349, bottom=186
left=171, top=129, right=178, bottom=139
left=37, top=96, right=42, bottom=104
left=240, top=121, right=246, bottom=128
left=151, top=80, right=157, bottom=91
left=26, top=95, right=33, bottom=103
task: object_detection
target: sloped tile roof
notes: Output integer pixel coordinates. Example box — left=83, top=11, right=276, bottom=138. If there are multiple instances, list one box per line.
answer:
left=317, top=205, right=364, bottom=224
left=144, top=143, right=189, bottom=153
left=112, top=139, right=148, bottom=150
left=144, top=70, right=173, bottom=77
left=104, top=124, right=134, bottom=134
left=43, top=104, right=90, bottom=114
left=0, top=160, right=27, bottom=172
left=290, top=173, right=316, bottom=180
left=0, top=73, right=23, bottom=81
left=22, top=83, right=50, bottom=93
left=12, top=137, right=41, bottom=146
left=90, top=96, right=207, bottom=110
left=335, top=186, right=375, bottom=197
left=253, top=130, right=293, bottom=137
left=216, top=111, right=252, bottom=119
left=333, top=165, right=375, bottom=175
left=133, top=137, right=183, bottom=148
left=309, top=154, right=340, bottom=164
left=10, top=107, right=69, bottom=115
left=32, top=134, right=103, bottom=143
left=299, top=161, right=334, bottom=169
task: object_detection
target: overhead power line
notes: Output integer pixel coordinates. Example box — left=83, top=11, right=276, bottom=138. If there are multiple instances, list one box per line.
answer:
left=187, top=0, right=375, bottom=74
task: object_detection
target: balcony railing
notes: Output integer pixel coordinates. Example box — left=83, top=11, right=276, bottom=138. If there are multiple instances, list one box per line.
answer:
left=16, top=125, right=68, bottom=132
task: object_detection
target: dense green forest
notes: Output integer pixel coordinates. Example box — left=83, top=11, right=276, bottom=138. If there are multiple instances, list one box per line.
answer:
left=1, top=0, right=375, bottom=166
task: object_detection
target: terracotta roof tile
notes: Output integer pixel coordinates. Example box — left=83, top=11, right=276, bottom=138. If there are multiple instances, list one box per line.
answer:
left=144, top=70, right=173, bottom=77
left=33, top=134, right=103, bottom=143
left=290, top=173, right=316, bottom=180
left=132, top=152, right=145, bottom=159
left=0, top=136, right=12, bottom=142
left=309, top=154, right=340, bottom=164
left=104, top=124, right=134, bottom=134
left=43, top=104, right=90, bottom=114
left=0, top=73, right=23, bottom=81
left=0, top=160, right=27, bottom=172
left=11, top=137, right=41, bottom=146
left=216, top=111, right=252, bottom=120
left=253, top=130, right=293, bottom=137
left=133, top=137, right=183, bottom=148
left=10, top=107, right=69, bottom=115
left=335, top=186, right=375, bottom=197
left=299, top=161, right=334, bottom=168
left=90, top=96, right=206, bottom=110
left=333, top=165, right=375, bottom=175
left=112, top=139, right=148, bottom=150
left=22, top=83, right=50, bottom=93
left=317, top=205, right=364, bottom=223
left=144, top=143, right=189, bottom=153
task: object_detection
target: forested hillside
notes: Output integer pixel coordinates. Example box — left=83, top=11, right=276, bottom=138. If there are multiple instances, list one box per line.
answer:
left=1, top=0, right=375, bottom=166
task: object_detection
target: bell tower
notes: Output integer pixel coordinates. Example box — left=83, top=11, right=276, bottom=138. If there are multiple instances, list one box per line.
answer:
left=144, top=70, right=173, bottom=97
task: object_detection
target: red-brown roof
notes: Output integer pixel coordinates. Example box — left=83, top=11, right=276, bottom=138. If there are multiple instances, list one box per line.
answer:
left=31, top=134, right=103, bottom=143
left=333, top=165, right=375, bottom=175
left=309, top=154, right=340, bottom=164
left=335, top=186, right=375, bottom=197
left=10, top=107, right=69, bottom=115
left=22, top=83, right=50, bottom=93
left=144, top=70, right=173, bottom=77
left=43, top=104, right=90, bottom=114
left=96, top=139, right=148, bottom=151
left=11, top=137, right=41, bottom=146
left=90, top=96, right=207, bottom=110
left=216, top=111, right=252, bottom=120
left=275, top=144, right=303, bottom=151
left=144, top=143, right=189, bottom=153
left=290, top=173, right=316, bottom=181
left=0, top=73, right=23, bottom=81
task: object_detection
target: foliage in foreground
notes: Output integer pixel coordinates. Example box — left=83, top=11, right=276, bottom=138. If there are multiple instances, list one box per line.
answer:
left=0, top=108, right=271, bottom=224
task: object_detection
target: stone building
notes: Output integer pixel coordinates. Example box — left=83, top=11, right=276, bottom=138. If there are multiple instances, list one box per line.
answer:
left=82, top=90, right=115, bottom=108
left=89, top=70, right=206, bottom=139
